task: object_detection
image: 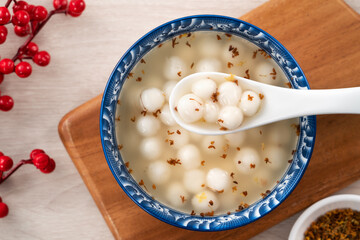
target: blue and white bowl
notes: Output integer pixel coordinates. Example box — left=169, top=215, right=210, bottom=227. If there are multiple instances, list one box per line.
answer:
left=100, top=15, right=316, bottom=231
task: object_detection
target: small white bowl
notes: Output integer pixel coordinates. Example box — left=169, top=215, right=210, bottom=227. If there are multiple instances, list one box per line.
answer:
left=289, top=194, right=360, bottom=240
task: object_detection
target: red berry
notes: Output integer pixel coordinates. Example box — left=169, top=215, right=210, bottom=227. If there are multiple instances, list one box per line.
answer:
left=33, top=51, right=50, bottom=66
left=0, top=7, right=11, bottom=25
left=25, top=42, right=39, bottom=56
left=0, top=196, right=2, bottom=202
left=68, top=0, right=85, bottom=17
left=14, top=24, right=30, bottom=37
left=32, top=153, right=50, bottom=169
left=53, top=0, right=68, bottom=10
left=0, top=95, right=14, bottom=111
left=40, top=158, right=55, bottom=173
left=0, top=152, right=3, bottom=157
left=0, top=156, right=13, bottom=172
left=30, top=149, right=45, bottom=159
left=12, top=10, right=30, bottom=26
left=33, top=6, right=48, bottom=21
left=0, top=26, right=8, bottom=44
left=0, top=59, right=14, bottom=74
left=15, top=62, right=32, bottom=78
left=0, top=202, right=9, bottom=218
left=0, top=73, right=3, bottom=84
left=27, top=5, right=35, bottom=20
left=13, top=1, right=29, bottom=13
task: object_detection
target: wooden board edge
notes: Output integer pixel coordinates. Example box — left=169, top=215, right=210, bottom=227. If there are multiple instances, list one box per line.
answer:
left=58, top=94, right=122, bottom=239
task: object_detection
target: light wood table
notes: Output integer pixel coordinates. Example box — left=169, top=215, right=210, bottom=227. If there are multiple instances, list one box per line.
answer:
left=0, top=0, right=359, bottom=239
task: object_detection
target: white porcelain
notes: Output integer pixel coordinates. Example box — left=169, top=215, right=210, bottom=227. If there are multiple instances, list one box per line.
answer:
left=169, top=72, right=360, bottom=135
left=289, top=194, right=360, bottom=240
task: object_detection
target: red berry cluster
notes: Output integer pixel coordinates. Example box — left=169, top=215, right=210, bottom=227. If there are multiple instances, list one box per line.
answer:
left=0, top=150, right=55, bottom=218
left=0, top=0, right=85, bottom=111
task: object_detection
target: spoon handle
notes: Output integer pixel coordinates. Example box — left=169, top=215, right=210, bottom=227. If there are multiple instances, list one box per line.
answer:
left=266, top=87, right=360, bottom=120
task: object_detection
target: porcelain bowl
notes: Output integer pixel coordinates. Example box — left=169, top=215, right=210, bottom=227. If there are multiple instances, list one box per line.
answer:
left=289, top=194, right=360, bottom=239
left=100, top=15, right=316, bottom=231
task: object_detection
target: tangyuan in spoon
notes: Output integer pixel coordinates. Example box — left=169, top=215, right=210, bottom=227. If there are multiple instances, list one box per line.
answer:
left=169, top=72, right=360, bottom=135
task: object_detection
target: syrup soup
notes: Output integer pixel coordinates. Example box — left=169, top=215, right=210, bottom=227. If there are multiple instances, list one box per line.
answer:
left=115, top=31, right=299, bottom=216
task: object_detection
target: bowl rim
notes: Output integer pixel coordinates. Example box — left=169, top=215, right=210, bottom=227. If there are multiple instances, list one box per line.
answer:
left=289, top=194, right=360, bottom=240
left=100, top=14, right=316, bottom=231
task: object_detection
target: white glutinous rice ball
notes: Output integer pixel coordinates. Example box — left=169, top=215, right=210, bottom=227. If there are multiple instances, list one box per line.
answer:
left=177, top=93, right=204, bottom=123
left=163, top=80, right=178, bottom=101
left=164, top=56, right=187, bottom=80
left=202, top=135, right=225, bottom=154
left=206, top=168, right=231, bottom=192
left=136, top=115, right=161, bottom=136
left=177, top=144, right=201, bottom=170
left=221, top=41, right=246, bottom=62
left=196, top=58, right=222, bottom=72
left=234, top=147, right=260, bottom=174
left=140, top=137, right=162, bottom=160
left=147, top=161, right=171, bottom=185
left=224, top=131, right=246, bottom=148
left=140, top=88, right=165, bottom=112
left=203, top=101, right=220, bottom=123
left=159, top=104, right=176, bottom=126
left=253, top=60, right=279, bottom=85
left=191, top=78, right=217, bottom=100
left=218, top=106, right=243, bottom=130
left=183, top=169, right=206, bottom=194
left=252, top=169, right=271, bottom=188
left=166, top=127, right=189, bottom=149
left=166, top=182, right=189, bottom=207
left=198, top=37, right=222, bottom=58
left=263, top=145, right=290, bottom=170
left=191, top=190, right=219, bottom=213
left=266, top=120, right=295, bottom=145
left=239, top=90, right=261, bottom=117
left=218, top=81, right=242, bottom=106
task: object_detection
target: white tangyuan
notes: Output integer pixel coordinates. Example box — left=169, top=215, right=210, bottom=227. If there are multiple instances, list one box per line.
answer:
left=239, top=90, right=261, bottom=117
left=224, top=131, right=246, bottom=148
left=166, top=127, right=189, bottom=149
left=234, top=147, right=260, bottom=174
left=218, top=81, right=242, bottom=106
left=206, top=168, right=231, bottom=192
left=196, top=58, right=222, bottom=72
left=140, top=137, right=163, bottom=160
left=221, top=41, right=246, bottom=62
left=191, top=190, right=219, bottom=213
left=218, top=106, right=243, bottom=130
left=140, top=88, right=165, bottom=112
left=201, top=135, right=225, bottom=154
left=147, top=161, right=171, bottom=185
left=183, top=169, right=206, bottom=194
left=198, top=36, right=222, bottom=58
left=177, top=144, right=201, bottom=170
left=159, top=104, right=176, bottom=126
left=203, top=101, right=220, bottom=123
left=252, top=169, right=271, bottom=188
left=253, top=60, right=279, bottom=85
left=164, top=56, right=187, bottom=80
left=266, top=120, right=295, bottom=145
left=191, top=78, right=217, bottom=100
left=263, top=145, right=290, bottom=170
left=136, top=116, right=161, bottom=137
left=166, top=182, right=189, bottom=207
left=163, top=80, right=178, bottom=101
left=177, top=94, right=204, bottom=123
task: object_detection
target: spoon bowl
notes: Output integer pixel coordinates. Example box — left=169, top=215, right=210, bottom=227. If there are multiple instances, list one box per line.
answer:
left=169, top=72, right=360, bottom=135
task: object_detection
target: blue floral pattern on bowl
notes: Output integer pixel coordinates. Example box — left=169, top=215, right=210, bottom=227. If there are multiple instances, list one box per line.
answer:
left=100, top=15, right=316, bottom=231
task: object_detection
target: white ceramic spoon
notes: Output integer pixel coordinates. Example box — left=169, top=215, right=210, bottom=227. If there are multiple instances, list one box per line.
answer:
left=169, top=72, right=360, bottom=135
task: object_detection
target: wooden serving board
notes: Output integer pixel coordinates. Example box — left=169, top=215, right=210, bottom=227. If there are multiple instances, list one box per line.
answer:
left=58, top=0, right=360, bottom=239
